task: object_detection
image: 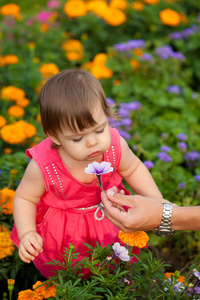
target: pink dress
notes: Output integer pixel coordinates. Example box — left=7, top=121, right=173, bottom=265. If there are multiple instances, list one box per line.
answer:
left=11, top=127, right=140, bottom=278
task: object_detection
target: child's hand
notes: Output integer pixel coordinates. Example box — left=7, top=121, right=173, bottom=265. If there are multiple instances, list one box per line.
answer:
left=18, top=231, right=43, bottom=263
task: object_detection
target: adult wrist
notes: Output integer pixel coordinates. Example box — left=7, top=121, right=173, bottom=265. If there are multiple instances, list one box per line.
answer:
left=155, top=203, right=174, bottom=237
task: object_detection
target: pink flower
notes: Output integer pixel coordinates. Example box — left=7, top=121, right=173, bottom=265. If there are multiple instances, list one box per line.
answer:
left=36, top=11, right=54, bottom=22
left=47, top=0, right=60, bottom=8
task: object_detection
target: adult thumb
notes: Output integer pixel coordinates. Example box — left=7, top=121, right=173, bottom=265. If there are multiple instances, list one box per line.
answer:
left=106, top=189, right=133, bottom=206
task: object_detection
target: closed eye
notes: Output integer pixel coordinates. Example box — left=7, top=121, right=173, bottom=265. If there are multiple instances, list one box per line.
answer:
left=72, top=137, right=83, bottom=143
left=96, top=128, right=105, bottom=134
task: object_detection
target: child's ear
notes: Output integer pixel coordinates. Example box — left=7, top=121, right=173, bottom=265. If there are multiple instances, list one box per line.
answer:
left=48, top=135, right=61, bottom=146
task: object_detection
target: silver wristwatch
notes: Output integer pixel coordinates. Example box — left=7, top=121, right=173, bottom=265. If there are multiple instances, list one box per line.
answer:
left=155, top=203, right=174, bottom=237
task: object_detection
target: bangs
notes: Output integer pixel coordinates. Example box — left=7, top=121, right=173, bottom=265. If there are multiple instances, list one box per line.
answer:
left=39, top=69, right=113, bottom=138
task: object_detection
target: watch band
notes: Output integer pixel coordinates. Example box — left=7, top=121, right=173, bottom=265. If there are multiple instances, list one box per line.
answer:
left=155, top=203, right=174, bottom=237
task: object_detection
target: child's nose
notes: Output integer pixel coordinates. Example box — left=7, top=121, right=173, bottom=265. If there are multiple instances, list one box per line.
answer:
left=86, top=135, right=98, bottom=148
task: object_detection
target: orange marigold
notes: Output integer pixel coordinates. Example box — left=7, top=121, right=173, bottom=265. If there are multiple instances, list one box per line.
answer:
left=1, top=120, right=36, bottom=144
left=0, top=116, right=6, bottom=128
left=165, top=273, right=186, bottom=283
left=62, top=39, right=83, bottom=52
left=8, top=279, right=15, bottom=286
left=33, top=281, right=56, bottom=298
left=1, top=86, right=25, bottom=102
left=7, top=105, right=25, bottom=118
left=16, top=98, right=30, bottom=107
left=0, top=3, right=22, bottom=20
left=144, top=0, right=160, bottom=4
left=118, top=230, right=149, bottom=248
left=39, top=63, right=59, bottom=78
left=130, top=59, right=140, bottom=70
left=103, top=7, right=126, bottom=26
left=109, top=0, right=128, bottom=10
left=0, top=230, right=15, bottom=259
left=86, top=0, right=108, bottom=18
left=17, top=289, right=43, bottom=300
left=66, top=51, right=83, bottom=61
left=159, top=9, right=181, bottom=27
left=4, top=148, right=12, bottom=154
left=93, top=53, right=108, bottom=65
left=0, top=187, right=15, bottom=215
left=3, top=54, right=19, bottom=65
left=64, top=0, right=87, bottom=18
left=131, top=2, right=144, bottom=11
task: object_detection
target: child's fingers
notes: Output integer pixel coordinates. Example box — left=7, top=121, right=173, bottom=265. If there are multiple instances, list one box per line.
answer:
left=19, top=243, right=35, bottom=263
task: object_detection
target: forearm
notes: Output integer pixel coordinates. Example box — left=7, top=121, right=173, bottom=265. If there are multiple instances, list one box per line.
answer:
left=125, top=163, right=163, bottom=199
left=171, top=205, right=200, bottom=231
left=13, top=197, right=37, bottom=240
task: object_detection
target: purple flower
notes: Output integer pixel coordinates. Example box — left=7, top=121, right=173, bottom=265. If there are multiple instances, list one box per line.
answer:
left=141, top=53, right=154, bottom=62
left=178, top=183, right=186, bottom=189
left=176, top=133, right=187, bottom=141
left=155, top=45, right=185, bottom=61
left=112, top=242, right=130, bottom=261
left=195, top=175, right=200, bottom=182
left=143, top=161, right=154, bottom=169
left=185, top=151, right=200, bottom=162
left=161, top=132, right=168, bottom=139
left=118, top=130, right=131, bottom=140
left=194, top=270, right=200, bottom=280
left=157, top=152, right=173, bottom=162
left=106, top=97, right=115, bottom=106
left=160, top=146, right=171, bottom=152
left=114, top=39, right=145, bottom=52
left=85, top=161, right=113, bottom=176
left=118, top=106, right=130, bottom=117
left=192, top=92, right=198, bottom=100
left=178, top=142, right=187, bottom=149
left=167, top=85, right=181, bottom=95
left=85, top=161, right=113, bottom=186
left=123, top=101, right=141, bottom=111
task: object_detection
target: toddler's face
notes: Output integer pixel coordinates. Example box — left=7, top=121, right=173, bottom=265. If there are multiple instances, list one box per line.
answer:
left=50, top=105, right=111, bottom=163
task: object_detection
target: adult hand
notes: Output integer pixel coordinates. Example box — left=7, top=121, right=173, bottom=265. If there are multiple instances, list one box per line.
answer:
left=101, top=187, right=164, bottom=232
left=18, top=231, right=43, bottom=263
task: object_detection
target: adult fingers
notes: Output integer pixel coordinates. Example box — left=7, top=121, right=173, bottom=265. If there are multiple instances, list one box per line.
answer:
left=105, top=189, right=135, bottom=207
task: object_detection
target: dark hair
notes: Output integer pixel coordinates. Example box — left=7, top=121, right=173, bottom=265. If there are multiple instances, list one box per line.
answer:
left=39, top=69, right=113, bottom=138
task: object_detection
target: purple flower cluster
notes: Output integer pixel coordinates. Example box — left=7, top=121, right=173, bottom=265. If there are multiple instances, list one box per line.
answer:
left=160, top=146, right=171, bottom=152
left=114, top=39, right=146, bottom=52
left=169, top=25, right=199, bottom=40
left=154, top=45, right=185, bottom=61
left=176, top=133, right=187, bottom=141
left=167, top=85, right=181, bottom=95
left=141, top=53, right=154, bottom=63
left=178, top=183, right=186, bottom=189
left=106, top=98, right=115, bottom=106
left=185, top=151, right=200, bottom=162
left=195, top=175, right=200, bottom=182
left=143, top=160, right=154, bottom=169
left=157, top=152, right=173, bottom=162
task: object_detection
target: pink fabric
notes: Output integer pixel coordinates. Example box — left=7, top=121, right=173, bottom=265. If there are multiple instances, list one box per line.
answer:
left=10, top=127, right=140, bottom=278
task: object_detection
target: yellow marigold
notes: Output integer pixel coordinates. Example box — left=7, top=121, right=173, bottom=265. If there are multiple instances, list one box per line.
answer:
left=103, top=7, right=126, bottom=26
left=0, top=3, right=22, bottom=20
left=118, top=230, right=149, bottom=248
left=1, top=120, right=36, bottom=144
left=0, top=116, right=6, bottom=128
left=93, top=53, right=108, bottom=65
left=130, top=59, right=140, bottom=70
left=62, top=39, right=83, bottom=52
left=109, top=0, right=128, bottom=10
left=7, top=105, right=25, bottom=118
left=0, top=231, right=15, bottom=259
left=39, top=63, right=59, bottom=78
left=86, top=0, right=108, bottom=18
left=90, top=64, right=103, bottom=80
left=8, top=279, right=15, bottom=286
left=64, top=0, right=87, bottom=18
left=66, top=51, right=83, bottom=61
left=17, top=289, right=43, bottom=300
left=90, top=64, right=113, bottom=80
left=3, top=54, right=19, bottom=65
left=100, top=65, right=113, bottom=79
left=159, top=9, right=181, bottom=27
left=0, top=187, right=15, bottom=215
left=16, top=97, right=30, bottom=107
left=33, top=281, right=56, bottom=298
left=144, top=0, right=160, bottom=4
left=4, top=148, right=12, bottom=154
left=1, top=86, right=25, bottom=102
left=131, top=1, right=144, bottom=11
